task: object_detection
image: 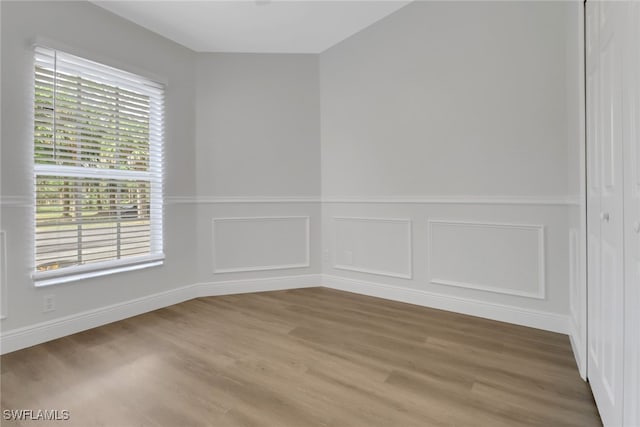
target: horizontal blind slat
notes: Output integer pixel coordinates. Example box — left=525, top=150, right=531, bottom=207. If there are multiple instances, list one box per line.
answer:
left=41, top=98, right=153, bottom=120
left=34, top=46, right=164, bottom=276
left=35, top=48, right=163, bottom=95
left=34, top=69, right=163, bottom=111
left=36, top=115, right=157, bottom=142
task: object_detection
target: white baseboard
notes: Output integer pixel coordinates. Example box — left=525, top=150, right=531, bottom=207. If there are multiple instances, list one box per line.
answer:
left=0, top=274, right=322, bottom=355
left=0, top=284, right=195, bottom=355
left=1, top=273, right=568, bottom=355
left=322, top=275, right=570, bottom=334
left=193, top=274, right=322, bottom=297
left=569, top=319, right=587, bottom=379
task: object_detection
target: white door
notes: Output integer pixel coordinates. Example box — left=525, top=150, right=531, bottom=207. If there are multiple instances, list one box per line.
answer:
left=623, top=3, right=640, bottom=426
left=586, top=2, right=625, bottom=426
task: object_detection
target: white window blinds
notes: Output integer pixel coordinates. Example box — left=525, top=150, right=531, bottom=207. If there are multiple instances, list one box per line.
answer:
left=33, top=46, right=165, bottom=286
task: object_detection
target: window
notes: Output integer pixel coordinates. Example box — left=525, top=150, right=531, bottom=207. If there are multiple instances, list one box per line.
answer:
left=32, top=47, right=164, bottom=286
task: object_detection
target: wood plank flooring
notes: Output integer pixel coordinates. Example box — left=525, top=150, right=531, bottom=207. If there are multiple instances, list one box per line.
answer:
left=1, top=287, right=601, bottom=426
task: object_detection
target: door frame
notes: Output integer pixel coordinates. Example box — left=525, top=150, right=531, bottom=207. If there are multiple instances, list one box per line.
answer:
left=570, top=0, right=588, bottom=381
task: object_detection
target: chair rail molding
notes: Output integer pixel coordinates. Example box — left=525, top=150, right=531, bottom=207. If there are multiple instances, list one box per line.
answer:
left=163, top=195, right=578, bottom=205
left=166, top=196, right=321, bottom=204
left=322, top=195, right=580, bottom=206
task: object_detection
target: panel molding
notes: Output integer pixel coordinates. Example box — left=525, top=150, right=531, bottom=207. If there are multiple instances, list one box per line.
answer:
left=333, top=216, right=413, bottom=279
left=427, top=220, right=546, bottom=300
left=212, top=216, right=310, bottom=274
left=323, top=275, right=568, bottom=334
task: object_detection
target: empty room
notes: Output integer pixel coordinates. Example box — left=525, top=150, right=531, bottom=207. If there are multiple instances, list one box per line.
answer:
left=1, top=0, right=638, bottom=426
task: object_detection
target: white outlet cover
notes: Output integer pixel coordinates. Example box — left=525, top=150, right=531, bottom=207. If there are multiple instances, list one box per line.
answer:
left=43, top=295, right=55, bottom=312
left=344, top=250, right=354, bottom=265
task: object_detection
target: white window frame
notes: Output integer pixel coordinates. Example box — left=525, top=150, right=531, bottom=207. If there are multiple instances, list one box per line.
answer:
left=32, top=46, right=165, bottom=287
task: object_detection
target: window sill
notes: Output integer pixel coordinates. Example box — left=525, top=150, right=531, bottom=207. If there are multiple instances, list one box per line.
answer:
left=33, top=255, right=165, bottom=287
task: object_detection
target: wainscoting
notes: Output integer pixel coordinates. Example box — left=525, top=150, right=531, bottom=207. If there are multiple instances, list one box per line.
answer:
left=322, top=198, right=574, bottom=335
left=427, top=220, right=545, bottom=299
left=193, top=199, right=322, bottom=283
left=0, top=197, right=324, bottom=354
left=212, top=216, right=310, bottom=274
left=333, top=216, right=412, bottom=279
left=1, top=196, right=578, bottom=363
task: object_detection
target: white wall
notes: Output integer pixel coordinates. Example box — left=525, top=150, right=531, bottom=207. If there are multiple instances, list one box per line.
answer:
left=321, top=1, right=571, bottom=199
left=320, top=1, right=581, bottom=331
left=1, top=0, right=584, bottom=352
left=0, top=3, right=324, bottom=352
left=195, top=54, right=320, bottom=198
left=194, top=54, right=322, bottom=284
left=0, top=1, right=198, bottom=332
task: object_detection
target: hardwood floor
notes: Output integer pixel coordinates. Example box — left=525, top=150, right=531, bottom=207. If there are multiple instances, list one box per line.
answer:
left=1, top=288, right=601, bottom=426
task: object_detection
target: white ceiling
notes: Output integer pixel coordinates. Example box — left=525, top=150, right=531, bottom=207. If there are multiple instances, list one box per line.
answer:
left=91, top=1, right=411, bottom=53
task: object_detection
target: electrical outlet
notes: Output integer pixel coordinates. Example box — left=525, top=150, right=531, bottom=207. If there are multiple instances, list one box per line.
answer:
left=43, top=295, right=56, bottom=313
left=323, top=250, right=329, bottom=262
left=344, top=250, right=353, bottom=265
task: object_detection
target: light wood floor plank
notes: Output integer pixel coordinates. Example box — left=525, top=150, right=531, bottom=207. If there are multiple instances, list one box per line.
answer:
left=1, top=288, right=600, bottom=426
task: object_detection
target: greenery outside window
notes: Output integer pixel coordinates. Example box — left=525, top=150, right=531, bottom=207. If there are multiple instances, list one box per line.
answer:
left=33, top=47, right=164, bottom=286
